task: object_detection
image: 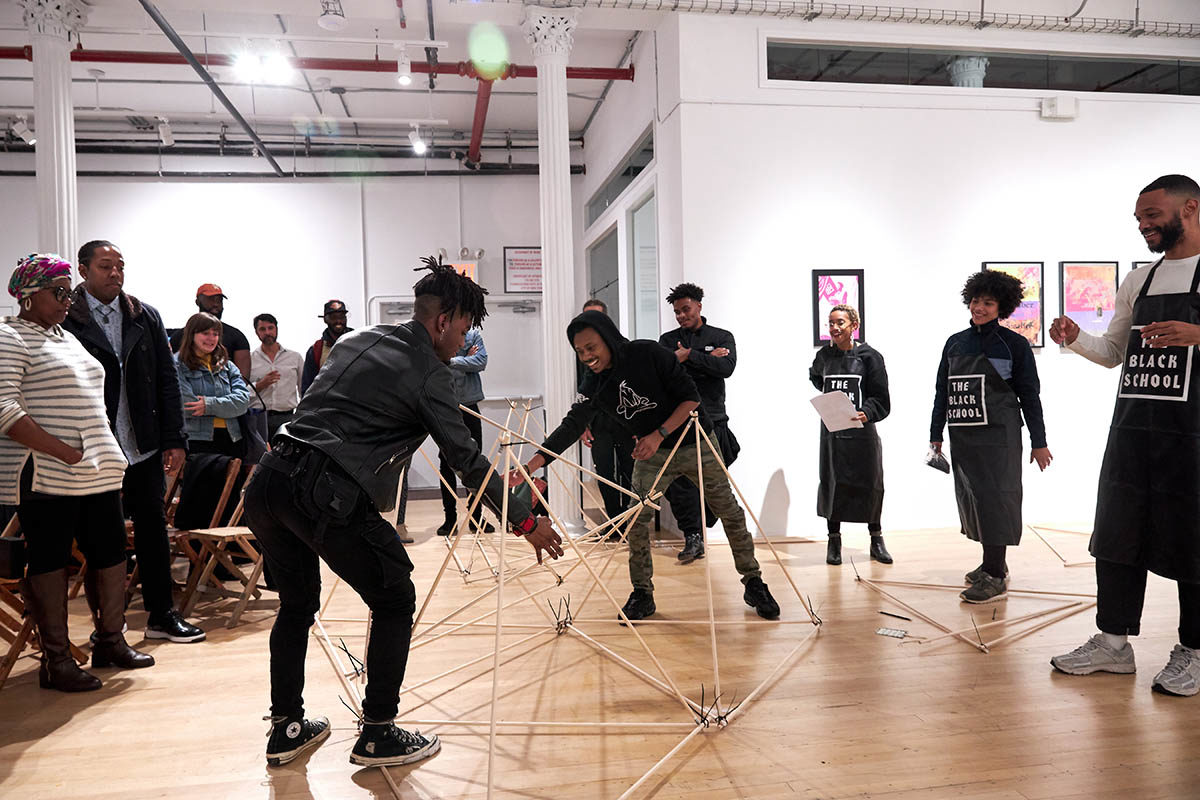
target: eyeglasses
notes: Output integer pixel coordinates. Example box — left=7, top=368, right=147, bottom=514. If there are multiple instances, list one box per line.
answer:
left=47, top=286, right=71, bottom=304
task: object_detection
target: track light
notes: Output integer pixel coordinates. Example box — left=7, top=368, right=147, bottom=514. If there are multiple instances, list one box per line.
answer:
left=11, top=118, right=34, bottom=146
left=408, top=127, right=426, bottom=155
left=317, top=0, right=347, bottom=31
left=396, top=49, right=412, bottom=87
left=157, top=118, right=174, bottom=147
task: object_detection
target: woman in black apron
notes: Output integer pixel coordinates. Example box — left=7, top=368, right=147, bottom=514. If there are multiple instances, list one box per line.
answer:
left=809, top=304, right=892, bottom=566
left=929, top=271, right=1053, bottom=604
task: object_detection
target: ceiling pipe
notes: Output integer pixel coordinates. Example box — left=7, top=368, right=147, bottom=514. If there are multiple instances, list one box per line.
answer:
left=133, top=0, right=285, bottom=176
left=0, top=47, right=636, bottom=82
left=465, top=78, right=493, bottom=168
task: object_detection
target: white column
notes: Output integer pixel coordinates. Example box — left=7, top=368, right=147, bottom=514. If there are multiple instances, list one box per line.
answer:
left=21, top=0, right=87, bottom=260
left=523, top=7, right=581, bottom=527
left=947, top=56, right=989, bottom=88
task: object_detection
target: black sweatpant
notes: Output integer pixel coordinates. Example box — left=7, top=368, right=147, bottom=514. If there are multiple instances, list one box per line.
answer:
left=1096, top=558, right=1200, bottom=649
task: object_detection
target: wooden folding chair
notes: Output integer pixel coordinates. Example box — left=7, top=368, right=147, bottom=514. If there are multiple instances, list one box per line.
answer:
left=0, top=515, right=88, bottom=690
left=177, top=463, right=276, bottom=628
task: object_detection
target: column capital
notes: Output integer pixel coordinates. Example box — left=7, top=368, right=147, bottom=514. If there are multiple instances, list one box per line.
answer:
left=521, top=6, right=578, bottom=62
left=21, top=0, right=89, bottom=42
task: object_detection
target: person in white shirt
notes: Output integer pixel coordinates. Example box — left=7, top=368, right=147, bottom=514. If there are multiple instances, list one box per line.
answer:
left=1049, top=174, right=1200, bottom=697
left=249, top=313, right=303, bottom=440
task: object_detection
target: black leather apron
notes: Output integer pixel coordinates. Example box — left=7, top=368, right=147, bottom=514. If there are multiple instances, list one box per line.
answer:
left=946, top=334, right=1024, bottom=546
left=816, top=347, right=884, bottom=523
left=1091, top=258, right=1200, bottom=582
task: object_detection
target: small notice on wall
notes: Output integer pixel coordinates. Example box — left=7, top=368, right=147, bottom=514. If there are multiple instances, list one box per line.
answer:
left=504, top=247, right=542, bottom=294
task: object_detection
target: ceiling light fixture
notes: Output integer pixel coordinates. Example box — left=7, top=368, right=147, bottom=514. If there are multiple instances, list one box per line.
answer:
left=396, top=49, right=412, bottom=87
left=157, top=117, right=174, bottom=147
left=233, top=51, right=263, bottom=83
left=408, top=126, right=426, bottom=155
left=11, top=117, right=35, bottom=146
left=262, top=50, right=295, bottom=84
left=317, top=0, right=348, bottom=32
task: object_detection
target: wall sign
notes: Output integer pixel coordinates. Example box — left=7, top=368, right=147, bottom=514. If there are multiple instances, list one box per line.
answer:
left=504, top=247, right=542, bottom=294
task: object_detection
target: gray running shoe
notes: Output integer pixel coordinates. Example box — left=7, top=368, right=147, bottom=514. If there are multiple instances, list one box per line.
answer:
left=960, top=573, right=1008, bottom=604
left=1152, top=644, right=1200, bottom=697
left=964, top=566, right=1009, bottom=586
left=1051, top=633, right=1136, bottom=676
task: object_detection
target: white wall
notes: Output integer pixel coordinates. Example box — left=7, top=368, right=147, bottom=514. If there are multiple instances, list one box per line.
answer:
left=667, top=14, right=1200, bottom=536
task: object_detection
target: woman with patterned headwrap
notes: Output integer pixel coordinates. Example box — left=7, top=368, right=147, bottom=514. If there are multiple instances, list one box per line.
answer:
left=0, top=254, right=154, bottom=692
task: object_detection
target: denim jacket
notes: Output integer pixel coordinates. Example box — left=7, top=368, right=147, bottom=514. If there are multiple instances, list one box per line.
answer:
left=175, top=355, right=251, bottom=442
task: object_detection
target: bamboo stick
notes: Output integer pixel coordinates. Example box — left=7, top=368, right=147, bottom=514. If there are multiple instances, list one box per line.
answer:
left=486, top=441, right=513, bottom=800
left=617, top=723, right=708, bottom=800
left=983, top=601, right=1096, bottom=649
left=869, top=578, right=1097, bottom=599
left=565, top=625, right=705, bottom=714
left=913, top=601, right=1081, bottom=647
left=694, top=414, right=723, bottom=710
left=401, top=719, right=700, bottom=729
left=856, top=575, right=988, bottom=653
left=1028, top=524, right=1069, bottom=565
left=695, top=423, right=818, bottom=624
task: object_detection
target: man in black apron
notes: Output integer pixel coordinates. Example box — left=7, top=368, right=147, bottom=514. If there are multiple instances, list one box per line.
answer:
left=1050, top=174, right=1200, bottom=696
left=930, top=271, right=1053, bottom=604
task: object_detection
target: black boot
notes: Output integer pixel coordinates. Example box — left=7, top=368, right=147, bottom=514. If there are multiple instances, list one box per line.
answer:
left=743, top=576, right=780, bottom=620
left=618, top=588, right=656, bottom=622
left=23, top=569, right=102, bottom=692
left=676, top=532, right=705, bottom=565
left=870, top=534, right=893, bottom=564
left=89, top=563, right=155, bottom=670
left=826, top=535, right=842, bottom=566
left=436, top=517, right=457, bottom=537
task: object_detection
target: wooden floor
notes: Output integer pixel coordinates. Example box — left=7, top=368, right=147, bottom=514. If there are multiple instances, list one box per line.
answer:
left=2, top=499, right=1199, bottom=800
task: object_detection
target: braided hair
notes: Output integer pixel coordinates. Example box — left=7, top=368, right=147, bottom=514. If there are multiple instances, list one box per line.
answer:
left=412, top=255, right=489, bottom=328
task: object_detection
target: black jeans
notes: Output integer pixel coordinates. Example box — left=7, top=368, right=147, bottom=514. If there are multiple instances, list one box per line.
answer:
left=20, top=461, right=125, bottom=576
left=589, top=423, right=634, bottom=520
left=438, top=404, right=483, bottom=523
left=243, top=459, right=416, bottom=722
left=1096, top=558, right=1200, bottom=648
left=122, top=454, right=174, bottom=616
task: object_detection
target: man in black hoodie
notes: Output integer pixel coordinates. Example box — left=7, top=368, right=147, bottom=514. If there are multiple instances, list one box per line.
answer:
left=515, top=310, right=779, bottom=621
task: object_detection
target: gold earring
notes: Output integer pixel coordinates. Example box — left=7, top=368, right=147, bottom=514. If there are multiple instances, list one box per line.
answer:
left=21, top=298, right=31, bottom=311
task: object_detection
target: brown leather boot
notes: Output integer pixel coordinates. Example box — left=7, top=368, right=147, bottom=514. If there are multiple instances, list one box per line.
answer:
left=23, top=569, right=102, bottom=692
left=89, top=563, right=154, bottom=670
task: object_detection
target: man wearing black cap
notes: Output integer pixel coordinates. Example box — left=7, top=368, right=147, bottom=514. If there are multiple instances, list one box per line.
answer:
left=169, top=283, right=252, bottom=379
left=301, top=299, right=353, bottom=396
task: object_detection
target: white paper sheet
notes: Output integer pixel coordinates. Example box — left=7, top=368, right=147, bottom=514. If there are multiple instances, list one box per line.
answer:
left=810, top=391, right=864, bottom=432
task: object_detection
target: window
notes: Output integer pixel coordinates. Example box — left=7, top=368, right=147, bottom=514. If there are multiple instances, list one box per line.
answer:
left=766, top=41, right=1200, bottom=96
left=586, top=228, right=619, bottom=319
left=586, top=130, right=654, bottom=228
left=629, top=194, right=658, bottom=340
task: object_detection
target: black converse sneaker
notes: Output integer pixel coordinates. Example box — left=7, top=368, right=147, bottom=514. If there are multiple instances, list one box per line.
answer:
left=265, top=714, right=331, bottom=767
left=350, top=720, right=441, bottom=767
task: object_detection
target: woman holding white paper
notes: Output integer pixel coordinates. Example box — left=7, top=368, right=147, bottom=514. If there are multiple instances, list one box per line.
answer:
left=809, top=304, right=892, bottom=566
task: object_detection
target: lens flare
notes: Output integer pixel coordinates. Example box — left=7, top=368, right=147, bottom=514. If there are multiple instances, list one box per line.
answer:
left=468, top=22, right=509, bottom=80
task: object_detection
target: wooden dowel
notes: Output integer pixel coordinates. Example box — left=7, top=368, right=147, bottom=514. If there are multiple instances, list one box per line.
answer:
left=914, top=601, right=1081, bottom=647
left=401, top=719, right=700, bottom=729
left=398, top=629, right=552, bottom=698
left=983, top=601, right=1096, bottom=649
left=869, top=578, right=1097, bottom=599
left=694, top=414, right=723, bottom=709
left=857, top=575, right=988, bottom=653
left=486, top=442, right=513, bottom=800
left=568, top=618, right=817, bottom=625
left=314, top=616, right=363, bottom=705
left=721, top=623, right=822, bottom=727
left=617, top=723, right=708, bottom=800
left=695, top=423, right=818, bottom=623
left=1034, top=526, right=1092, bottom=536
left=1028, top=524, right=1068, bottom=565
left=565, top=625, right=705, bottom=714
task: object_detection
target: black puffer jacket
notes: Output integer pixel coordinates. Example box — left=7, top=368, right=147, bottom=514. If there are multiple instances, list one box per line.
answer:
left=279, top=320, right=532, bottom=519
left=63, top=287, right=187, bottom=455
left=542, top=310, right=705, bottom=461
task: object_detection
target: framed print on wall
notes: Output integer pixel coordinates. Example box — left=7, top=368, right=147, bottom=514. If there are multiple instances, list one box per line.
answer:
left=1060, top=261, right=1119, bottom=339
left=812, top=269, right=865, bottom=347
left=983, top=262, right=1044, bottom=348
left=503, top=246, right=542, bottom=294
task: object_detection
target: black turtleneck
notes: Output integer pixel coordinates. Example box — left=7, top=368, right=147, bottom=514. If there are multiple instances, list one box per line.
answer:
left=929, top=318, right=1047, bottom=448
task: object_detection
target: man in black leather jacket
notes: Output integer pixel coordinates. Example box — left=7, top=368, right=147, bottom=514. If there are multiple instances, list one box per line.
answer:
left=244, top=258, right=562, bottom=770
left=63, top=240, right=205, bottom=644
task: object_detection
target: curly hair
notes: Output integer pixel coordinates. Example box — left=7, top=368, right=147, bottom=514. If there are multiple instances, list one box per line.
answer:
left=665, top=282, right=704, bottom=305
left=829, top=303, right=859, bottom=329
left=412, top=255, right=489, bottom=328
left=961, top=270, right=1024, bottom=319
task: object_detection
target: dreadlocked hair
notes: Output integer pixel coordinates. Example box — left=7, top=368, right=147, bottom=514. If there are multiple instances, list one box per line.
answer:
left=412, top=255, right=489, bottom=328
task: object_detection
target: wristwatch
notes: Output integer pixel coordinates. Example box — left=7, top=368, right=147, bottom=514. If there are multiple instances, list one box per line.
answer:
left=657, top=425, right=670, bottom=438
left=513, top=515, right=537, bottom=536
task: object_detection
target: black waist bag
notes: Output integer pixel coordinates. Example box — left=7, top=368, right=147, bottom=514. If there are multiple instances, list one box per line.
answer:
left=292, top=450, right=363, bottom=524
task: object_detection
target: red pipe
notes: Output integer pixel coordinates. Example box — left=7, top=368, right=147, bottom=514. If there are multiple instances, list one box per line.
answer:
left=0, top=46, right=635, bottom=81
left=466, top=78, right=493, bottom=167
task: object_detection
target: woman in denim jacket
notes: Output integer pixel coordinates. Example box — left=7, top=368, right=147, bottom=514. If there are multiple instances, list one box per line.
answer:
left=175, top=312, right=251, bottom=459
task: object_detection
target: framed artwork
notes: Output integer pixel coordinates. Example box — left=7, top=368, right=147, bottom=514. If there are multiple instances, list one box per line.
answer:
left=812, top=269, right=865, bottom=347
left=1059, top=261, right=1118, bottom=338
left=983, top=262, right=1044, bottom=348
left=503, top=246, right=542, bottom=293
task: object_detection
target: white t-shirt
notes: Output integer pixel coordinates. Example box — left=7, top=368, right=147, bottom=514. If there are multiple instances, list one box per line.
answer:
left=1068, top=254, right=1200, bottom=368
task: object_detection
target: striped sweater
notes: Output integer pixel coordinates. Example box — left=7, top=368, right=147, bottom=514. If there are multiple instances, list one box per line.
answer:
left=0, top=317, right=127, bottom=503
